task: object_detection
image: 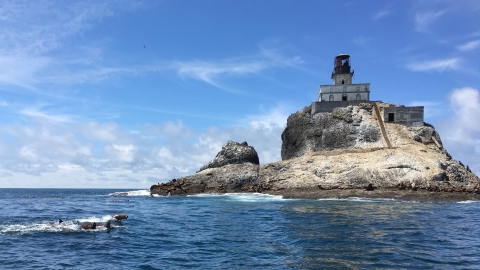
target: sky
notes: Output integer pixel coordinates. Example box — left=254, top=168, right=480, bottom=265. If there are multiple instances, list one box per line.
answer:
left=0, top=0, right=479, bottom=188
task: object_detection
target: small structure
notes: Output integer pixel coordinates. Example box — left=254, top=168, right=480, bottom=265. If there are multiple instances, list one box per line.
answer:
left=383, top=106, right=424, bottom=127
left=311, top=53, right=424, bottom=128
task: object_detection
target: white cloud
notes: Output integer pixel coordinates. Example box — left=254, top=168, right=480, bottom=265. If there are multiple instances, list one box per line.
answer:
left=456, top=40, right=480, bottom=51
left=20, top=106, right=75, bottom=123
left=408, top=101, right=443, bottom=119
left=0, top=103, right=291, bottom=188
left=414, top=10, right=447, bottom=33
left=0, top=1, right=140, bottom=89
left=406, top=58, right=460, bottom=72
left=373, top=10, right=391, bottom=20
left=437, top=87, right=480, bottom=175
left=171, top=47, right=303, bottom=93
left=353, top=36, right=370, bottom=47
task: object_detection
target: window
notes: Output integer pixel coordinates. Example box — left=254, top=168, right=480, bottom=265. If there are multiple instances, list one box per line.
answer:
left=342, top=94, right=347, bottom=101
left=329, top=95, right=334, bottom=101
left=342, top=80, right=344, bottom=84
left=356, top=94, right=361, bottom=100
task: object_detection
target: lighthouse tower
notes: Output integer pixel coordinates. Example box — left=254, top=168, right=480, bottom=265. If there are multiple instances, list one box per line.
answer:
left=332, top=53, right=353, bottom=85
left=318, top=53, right=370, bottom=102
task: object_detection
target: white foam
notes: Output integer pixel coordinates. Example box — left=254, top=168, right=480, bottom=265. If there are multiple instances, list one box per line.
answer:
left=0, top=219, right=114, bottom=235
left=75, top=215, right=113, bottom=223
left=457, top=200, right=480, bottom=204
left=189, top=193, right=286, bottom=202
left=109, top=189, right=158, bottom=197
left=318, top=197, right=396, bottom=202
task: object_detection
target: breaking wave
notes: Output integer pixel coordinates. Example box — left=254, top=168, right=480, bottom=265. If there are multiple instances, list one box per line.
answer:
left=0, top=215, right=124, bottom=235
left=317, top=197, right=397, bottom=202
left=109, top=189, right=159, bottom=197
left=457, top=200, right=480, bottom=204
left=189, top=193, right=286, bottom=202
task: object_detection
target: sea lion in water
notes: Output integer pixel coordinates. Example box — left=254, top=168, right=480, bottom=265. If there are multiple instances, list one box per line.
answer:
left=46, top=219, right=66, bottom=227
left=113, top=214, right=128, bottom=220
left=104, top=220, right=111, bottom=229
left=80, top=222, right=97, bottom=230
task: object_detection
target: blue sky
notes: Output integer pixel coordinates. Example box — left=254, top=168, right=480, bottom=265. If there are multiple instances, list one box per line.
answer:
left=0, top=0, right=479, bottom=188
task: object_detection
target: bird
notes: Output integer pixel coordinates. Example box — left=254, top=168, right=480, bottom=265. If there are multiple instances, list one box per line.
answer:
left=143, top=45, right=146, bottom=48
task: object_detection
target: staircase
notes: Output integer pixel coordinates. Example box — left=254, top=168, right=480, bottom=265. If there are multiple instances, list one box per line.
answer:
left=373, top=103, right=393, bottom=149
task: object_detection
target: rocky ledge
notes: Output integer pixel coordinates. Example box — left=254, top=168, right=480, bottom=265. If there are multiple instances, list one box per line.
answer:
left=150, top=103, right=480, bottom=201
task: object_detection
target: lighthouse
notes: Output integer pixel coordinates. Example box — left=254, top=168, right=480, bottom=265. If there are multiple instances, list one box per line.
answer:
left=318, top=53, right=370, bottom=102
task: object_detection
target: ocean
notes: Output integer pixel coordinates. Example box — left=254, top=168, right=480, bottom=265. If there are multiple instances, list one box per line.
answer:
left=0, top=189, right=479, bottom=269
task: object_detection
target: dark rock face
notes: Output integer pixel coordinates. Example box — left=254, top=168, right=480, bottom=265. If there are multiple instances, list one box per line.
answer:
left=198, top=141, right=259, bottom=172
left=281, top=105, right=380, bottom=160
left=150, top=163, right=261, bottom=196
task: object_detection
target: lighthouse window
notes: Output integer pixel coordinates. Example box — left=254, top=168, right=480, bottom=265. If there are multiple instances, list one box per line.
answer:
left=329, top=95, right=334, bottom=101
left=342, top=80, right=344, bottom=84
left=356, top=94, right=361, bottom=100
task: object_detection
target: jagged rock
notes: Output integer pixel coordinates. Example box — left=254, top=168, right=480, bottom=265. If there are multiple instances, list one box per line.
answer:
left=331, top=106, right=353, bottom=123
left=359, top=103, right=373, bottom=112
left=281, top=105, right=381, bottom=160
left=198, top=141, right=259, bottom=172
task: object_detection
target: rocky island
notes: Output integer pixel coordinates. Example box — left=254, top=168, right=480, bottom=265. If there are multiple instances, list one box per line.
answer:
left=150, top=102, right=480, bottom=201
left=150, top=54, right=480, bottom=201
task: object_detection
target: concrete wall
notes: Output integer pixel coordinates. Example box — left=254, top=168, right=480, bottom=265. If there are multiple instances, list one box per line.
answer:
left=318, top=83, right=370, bottom=102
left=311, top=101, right=373, bottom=114
left=383, top=106, right=424, bottom=127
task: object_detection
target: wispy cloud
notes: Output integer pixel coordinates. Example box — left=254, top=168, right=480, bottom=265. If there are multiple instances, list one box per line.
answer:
left=18, top=103, right=78, bottom=124
left=414, top=10, right=447, bottom=33
left=353, top=36, right=370, bottom=46
left=408, top=101, right=443, bottom=119
left=406, top=57, right=460, bottom=72
left=0, top=1, right=136, bottom=89
left=170, top=47, right=303, bottom=93
left=456, top=40, right=480, bottom=51
left=472, top=30, right=480, bottom=37
left=20, top=108, right=75, bottom=124
left=373, top=10, right=391, bottom=20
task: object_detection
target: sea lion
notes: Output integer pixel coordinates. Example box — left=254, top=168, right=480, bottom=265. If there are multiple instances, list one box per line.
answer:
left=80, top=222, right=97, bottom=230
left=46, top=219, right=66, bottom=227
left=104, top=220, right=111, bottom=229
left=112, top=214, right=128, bottom=220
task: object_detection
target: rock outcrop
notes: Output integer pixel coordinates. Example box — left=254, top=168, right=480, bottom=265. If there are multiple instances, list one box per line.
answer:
left=150, top=103, right=480, bottom=199
left=150, top=141, right=261, bottom=196
left=198, top=141, right=259, bottom=172
left=281, top=104, right=381, bottom=160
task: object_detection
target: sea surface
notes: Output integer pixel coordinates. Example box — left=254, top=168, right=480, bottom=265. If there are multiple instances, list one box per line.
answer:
left=0, top=189, right=479, bottom=269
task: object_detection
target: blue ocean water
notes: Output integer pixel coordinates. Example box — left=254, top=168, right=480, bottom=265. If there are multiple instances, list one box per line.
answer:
left=0, top=189, right=479, bottom=269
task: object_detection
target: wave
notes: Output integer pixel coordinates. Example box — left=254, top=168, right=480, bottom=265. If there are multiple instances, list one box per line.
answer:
left=109, top=189, right=160, bottom=197
left=317, top=197, right=397, bottom=202
left=188, top=193, right=286, bottom=202
left=457, top=200, right=480, bottom=204
left=0, top=216, right=124, bottom=235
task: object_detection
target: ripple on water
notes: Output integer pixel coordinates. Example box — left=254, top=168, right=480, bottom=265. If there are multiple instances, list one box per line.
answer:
left=1, top=189, right=480, bottom=269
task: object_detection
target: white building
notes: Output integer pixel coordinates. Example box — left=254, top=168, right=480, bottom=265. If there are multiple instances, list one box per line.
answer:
left=318, top=53, right=370, bottom=102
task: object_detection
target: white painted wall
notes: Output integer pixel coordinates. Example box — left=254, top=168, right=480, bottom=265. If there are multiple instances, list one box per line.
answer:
left=318, top=83, right=370, bottom=102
